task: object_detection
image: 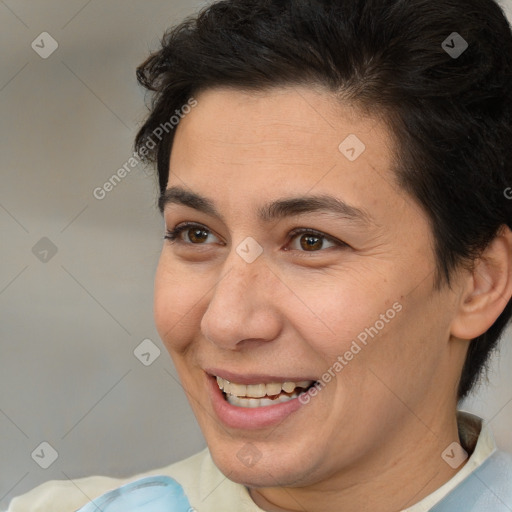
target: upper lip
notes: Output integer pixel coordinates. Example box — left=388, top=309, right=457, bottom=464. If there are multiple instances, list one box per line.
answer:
left=205, top=368, right=318, bottom=384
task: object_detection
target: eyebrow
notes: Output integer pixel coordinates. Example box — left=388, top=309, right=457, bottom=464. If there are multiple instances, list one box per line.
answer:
left=158, top=186, right=373, bottom=226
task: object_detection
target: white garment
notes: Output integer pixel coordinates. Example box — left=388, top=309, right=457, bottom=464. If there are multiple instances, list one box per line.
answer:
left=404, top=410, right=495, bottom=511
left=6, top=411, right=497, bottom=512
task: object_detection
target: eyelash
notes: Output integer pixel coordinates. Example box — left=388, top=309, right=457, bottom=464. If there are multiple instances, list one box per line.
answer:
left=164, top=223, right=212, bottom=244
left=164, top=222, right=347, bottom=252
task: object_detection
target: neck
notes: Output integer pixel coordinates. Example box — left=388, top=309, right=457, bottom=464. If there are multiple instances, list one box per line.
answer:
left=249, top=411, right=467, bottom=512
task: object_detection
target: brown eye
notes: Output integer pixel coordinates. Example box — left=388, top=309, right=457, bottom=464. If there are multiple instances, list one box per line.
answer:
left=288, top=229, right=340, bottom=252
left=164, top=223, right=221, bottom=245
left=187, top=227, right=210, bottom=243
left=300, top=234, right=323, bottom=251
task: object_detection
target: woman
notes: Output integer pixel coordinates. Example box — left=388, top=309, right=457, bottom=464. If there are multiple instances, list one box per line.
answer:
left=8, top=0, right=512, bottom=510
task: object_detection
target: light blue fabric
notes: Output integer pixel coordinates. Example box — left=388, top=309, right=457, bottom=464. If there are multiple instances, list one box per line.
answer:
left=75, top=475, right=193, bottom=512
left=431, top=450, right=512, bottom=511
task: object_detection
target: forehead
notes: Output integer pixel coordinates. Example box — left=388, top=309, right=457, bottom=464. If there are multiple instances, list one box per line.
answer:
left=173, top=85, right=387, bottom=155
left=167, top=86, right=406, bottom=222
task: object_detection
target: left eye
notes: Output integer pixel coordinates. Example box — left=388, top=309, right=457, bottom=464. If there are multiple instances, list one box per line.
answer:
left=287, top=229, right=339, bottom=252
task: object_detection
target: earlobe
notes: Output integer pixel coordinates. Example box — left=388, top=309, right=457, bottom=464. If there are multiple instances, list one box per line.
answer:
left=451, top=225, right=512, bottom=340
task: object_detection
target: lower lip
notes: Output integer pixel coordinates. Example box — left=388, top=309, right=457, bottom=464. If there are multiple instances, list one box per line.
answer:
left=206, top=374, right=310, bottom=429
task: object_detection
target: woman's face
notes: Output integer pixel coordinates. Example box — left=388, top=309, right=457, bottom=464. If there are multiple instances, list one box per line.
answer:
left=154, top=86, right=465, bottom=488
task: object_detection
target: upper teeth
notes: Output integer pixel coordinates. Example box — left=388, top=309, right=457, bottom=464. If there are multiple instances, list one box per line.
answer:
left=216, top=376, right=314, bottom=398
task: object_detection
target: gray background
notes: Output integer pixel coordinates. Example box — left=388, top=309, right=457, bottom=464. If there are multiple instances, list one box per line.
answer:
left=1, top=0, right=511, bottom=509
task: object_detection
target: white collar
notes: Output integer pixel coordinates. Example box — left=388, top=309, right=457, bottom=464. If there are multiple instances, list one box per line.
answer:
left=403, top=410, right=496, bottom=511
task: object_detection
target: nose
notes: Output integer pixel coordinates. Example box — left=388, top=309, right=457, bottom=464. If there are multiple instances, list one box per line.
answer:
left=200, top=251, right=282, bottom=350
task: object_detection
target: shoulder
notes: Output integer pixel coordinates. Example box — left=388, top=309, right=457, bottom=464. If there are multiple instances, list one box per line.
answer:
left=6, top=449, right=210, bottom=512
left=479, top=450, right=512, bottom=500
left=432, top=450, right=512, bottom=512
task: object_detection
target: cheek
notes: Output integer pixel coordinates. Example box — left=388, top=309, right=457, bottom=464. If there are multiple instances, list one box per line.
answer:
left=153, top=255, right=209, bottom=353
left=289, top=271, right=435, bottom=413
left=336, top=281, right=454, bottom=413
left=286, top=271, right=400, bottom=358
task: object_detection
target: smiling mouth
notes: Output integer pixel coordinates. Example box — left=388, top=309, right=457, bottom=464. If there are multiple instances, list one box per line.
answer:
left=215, top=376, right=317, bottom=408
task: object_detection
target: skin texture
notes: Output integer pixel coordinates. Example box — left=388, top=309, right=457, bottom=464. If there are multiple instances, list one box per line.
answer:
left=153, top=86, right=512, bottom=512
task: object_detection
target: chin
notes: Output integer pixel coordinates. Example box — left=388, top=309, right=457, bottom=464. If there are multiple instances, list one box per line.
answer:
left=216, top=458, right=308, bottom=488
left=208, top=440, right=320, bottom=488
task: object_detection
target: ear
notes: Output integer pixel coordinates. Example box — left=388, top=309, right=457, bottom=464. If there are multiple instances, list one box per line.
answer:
left=451, top=225, right=512, bottom=340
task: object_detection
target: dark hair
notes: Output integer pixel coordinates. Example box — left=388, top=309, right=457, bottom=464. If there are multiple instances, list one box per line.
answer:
left=135, top=0, right=512, bottom=400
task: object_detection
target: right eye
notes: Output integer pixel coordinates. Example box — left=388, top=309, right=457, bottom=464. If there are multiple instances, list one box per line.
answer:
left=164, top=222, right=223, bottom=245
